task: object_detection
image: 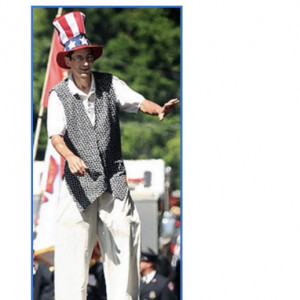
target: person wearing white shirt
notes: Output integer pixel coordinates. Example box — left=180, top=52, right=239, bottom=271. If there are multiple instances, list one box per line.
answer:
left=47, top=74, right=146, bottom=137
left=49, top=11, right=179, bottom=300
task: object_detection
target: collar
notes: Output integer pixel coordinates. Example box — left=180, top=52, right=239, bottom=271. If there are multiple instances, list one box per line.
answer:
left=68, top=72, right=95, bottom=97
left=142, top=270, right=156, bottom=284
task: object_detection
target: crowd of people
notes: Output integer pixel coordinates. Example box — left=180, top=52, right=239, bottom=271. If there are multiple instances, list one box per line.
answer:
left=33, top=234, right=181, bottom=300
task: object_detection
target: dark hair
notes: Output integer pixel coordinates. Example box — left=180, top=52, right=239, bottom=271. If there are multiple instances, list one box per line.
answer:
left=66, top=49, right=93, bottom=59
left=66, top=51, right=74, bottom=59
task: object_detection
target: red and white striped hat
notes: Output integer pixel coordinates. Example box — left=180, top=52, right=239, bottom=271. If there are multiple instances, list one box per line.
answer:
left=53, top=11, right=103, bottom=69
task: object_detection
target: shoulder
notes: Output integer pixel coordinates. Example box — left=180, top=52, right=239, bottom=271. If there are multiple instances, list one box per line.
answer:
left=155, top=273, right=168, bottom=281
left=154, top=273, right=169, bottom=286
left=92, top=72, right=114, bottom=91
left=93, top=71, right=113, bottom=80
left=52, top=78, right=68, bottom=92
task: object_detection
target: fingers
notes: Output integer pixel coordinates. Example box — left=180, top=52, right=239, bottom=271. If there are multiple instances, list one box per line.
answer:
left=158, top=112, right=165, bottom=121
left=163, top=98, right=179, bottom=113
left=158, top=98, right=179, bottom=121
left=165, top=98, right=179, bottom=107
left=164, top=98, right=179, bottom=110
left=66, top=154, right=89, bottom=176
left=168, top=98, right=180, bottom=104
left=74, top=165, right=88, bottom=176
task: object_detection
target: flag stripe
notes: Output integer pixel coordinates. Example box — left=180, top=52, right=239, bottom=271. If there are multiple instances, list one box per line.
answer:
left=53, top=20, right=67, bottom=44
left=76, top=11, right=86, bottom=35
left=45, top=155, right=58, bottom=194
left=56, top=17, right=72, bottom=43
left=34, top=141, right=63, bottom=266
left=65, top=12, right=80, bottom=39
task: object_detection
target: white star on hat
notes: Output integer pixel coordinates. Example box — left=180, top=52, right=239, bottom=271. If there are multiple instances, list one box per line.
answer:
left=68, top=40, right=76, bottom=50
left=80, top=36, right=88, bottom=45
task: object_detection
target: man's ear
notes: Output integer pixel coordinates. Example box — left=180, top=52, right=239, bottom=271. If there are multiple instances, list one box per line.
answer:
left=64, top=56, right=71, bottom=68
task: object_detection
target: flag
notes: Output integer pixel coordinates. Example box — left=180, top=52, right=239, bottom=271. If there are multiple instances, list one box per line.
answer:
left=33, top=8, right=67, bottom=159
left=42, top=30, right=68, bottom=108
left=33, top=17, right=67, bottom=265
left=33, top=140, right=64, bottom=266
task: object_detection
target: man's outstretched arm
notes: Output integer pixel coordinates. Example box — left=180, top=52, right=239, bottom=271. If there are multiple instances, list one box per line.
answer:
left=139, top=98, right=179, bottom=121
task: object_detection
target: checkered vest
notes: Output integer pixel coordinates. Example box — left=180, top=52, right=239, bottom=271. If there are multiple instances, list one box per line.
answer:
left=53, top=72, right=128, bottom=211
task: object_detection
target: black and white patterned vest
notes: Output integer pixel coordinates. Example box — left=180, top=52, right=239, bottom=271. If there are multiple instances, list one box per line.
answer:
left=53, top=72, right=128, bottom=211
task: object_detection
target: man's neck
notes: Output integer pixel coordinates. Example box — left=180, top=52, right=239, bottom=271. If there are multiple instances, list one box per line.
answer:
left=72, top=73, right=92, bottom=94
left=141, top=270, right=156, bottom=284
left=142, top=269, right=156, bottom=277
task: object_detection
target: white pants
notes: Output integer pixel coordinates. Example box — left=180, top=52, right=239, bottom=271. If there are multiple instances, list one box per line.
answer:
left=54, top=181, right=141, bottom=300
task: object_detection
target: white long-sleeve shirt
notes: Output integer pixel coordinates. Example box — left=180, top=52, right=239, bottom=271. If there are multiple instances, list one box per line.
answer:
left=47, top=72, right=144, bottom=137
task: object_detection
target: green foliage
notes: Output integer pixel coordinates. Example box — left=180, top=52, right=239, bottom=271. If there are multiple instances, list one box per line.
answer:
left=33, top=7, right=181, bottom=189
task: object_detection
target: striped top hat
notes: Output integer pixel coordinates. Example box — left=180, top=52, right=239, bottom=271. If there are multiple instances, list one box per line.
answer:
left=53, top=11, right=103, bottom=69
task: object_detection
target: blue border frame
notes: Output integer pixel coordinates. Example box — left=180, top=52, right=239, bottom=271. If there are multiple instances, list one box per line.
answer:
left=31, top=7, right=33, bottom=300
left=179, top=7, right=183, bottom=300
left=31, top=5, right=182, bottom=300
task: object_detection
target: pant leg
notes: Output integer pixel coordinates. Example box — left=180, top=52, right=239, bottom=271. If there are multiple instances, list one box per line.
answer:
left=97, top=190, right=141, bottom=300
left=54, top=181, right=97, bottom=300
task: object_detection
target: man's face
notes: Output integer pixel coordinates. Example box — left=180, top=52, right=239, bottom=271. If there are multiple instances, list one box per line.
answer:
left=65, top=48, right=94, bottom=78
left=140, top=261, right=152, bottom=276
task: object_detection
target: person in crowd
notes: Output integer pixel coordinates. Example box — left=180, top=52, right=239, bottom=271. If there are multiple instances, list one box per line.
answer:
left=140, top=249, right=177, bottom=300
left=87, top=240, right=107, bottom=300
left=33, top=258, right=54, bottom=300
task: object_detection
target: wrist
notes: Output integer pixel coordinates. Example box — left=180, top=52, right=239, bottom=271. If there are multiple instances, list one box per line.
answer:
left=65, top=153, right=74, bottom=160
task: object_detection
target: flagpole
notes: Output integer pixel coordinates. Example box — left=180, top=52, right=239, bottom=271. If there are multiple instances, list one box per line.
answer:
left=33, top=7, right=63, bottom=161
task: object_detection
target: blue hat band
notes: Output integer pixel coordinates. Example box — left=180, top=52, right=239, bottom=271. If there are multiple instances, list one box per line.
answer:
left=64, top=34, right=91, bottom=51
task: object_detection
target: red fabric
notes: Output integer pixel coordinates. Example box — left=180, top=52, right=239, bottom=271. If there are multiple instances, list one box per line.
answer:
left=42, top=32, right=68, bottom=107
left=74, top=11, right=86, bottom=34
left=45, top=155, right=58, bottom=194
left=57, top=16, right=73, bottom=39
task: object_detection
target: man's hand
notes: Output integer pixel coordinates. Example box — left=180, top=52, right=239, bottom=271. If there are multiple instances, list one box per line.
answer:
left=158, top=98, right=180, bottom=121
left=139, top=98, right=179, bottom=120
left=51, top=135, right=88, bottom=176
left=65, top=154, right=89, bottom=176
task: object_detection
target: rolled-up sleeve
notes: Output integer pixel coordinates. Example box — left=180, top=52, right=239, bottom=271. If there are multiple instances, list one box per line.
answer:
left=113, top=76, right=144, bottom=113
left=47, top=90, right=66, bottom=138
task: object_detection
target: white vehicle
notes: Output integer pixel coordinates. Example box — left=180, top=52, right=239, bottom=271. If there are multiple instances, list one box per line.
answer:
left=124, top=159, right=171, bottom=252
